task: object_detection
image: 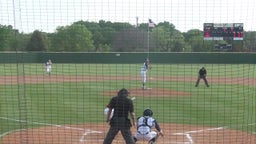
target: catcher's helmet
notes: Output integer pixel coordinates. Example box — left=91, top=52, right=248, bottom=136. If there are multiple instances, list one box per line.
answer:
left=143, top=108, right=153, bottom=117
left=118, top=88, right=129, bottom=97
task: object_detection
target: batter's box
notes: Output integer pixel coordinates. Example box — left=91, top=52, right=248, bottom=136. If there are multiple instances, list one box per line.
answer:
left=172, top=133, right=194, bottom=144
left=79, top=130, right=104, bottom=143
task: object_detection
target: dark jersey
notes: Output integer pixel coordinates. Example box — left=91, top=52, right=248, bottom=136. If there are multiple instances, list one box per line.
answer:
left=199, top=68, right=207, bottom=76
left=109, top=96, right=134, bottom=118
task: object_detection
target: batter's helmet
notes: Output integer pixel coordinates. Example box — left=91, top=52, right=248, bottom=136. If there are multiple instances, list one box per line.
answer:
left=143, top=108, right=153, bottom=117
left=118, top=88, right=129, bottom=97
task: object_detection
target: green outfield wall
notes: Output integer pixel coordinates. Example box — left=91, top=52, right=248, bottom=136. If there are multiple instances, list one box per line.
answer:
left=0, top=52, right=255, bottom=64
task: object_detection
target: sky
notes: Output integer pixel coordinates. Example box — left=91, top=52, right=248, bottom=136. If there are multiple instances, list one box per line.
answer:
left=0, top=0, right=255, bottom=33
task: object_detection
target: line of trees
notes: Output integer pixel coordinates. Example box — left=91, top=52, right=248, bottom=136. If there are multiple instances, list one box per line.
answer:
left=1, top=20, right=256, bottom=52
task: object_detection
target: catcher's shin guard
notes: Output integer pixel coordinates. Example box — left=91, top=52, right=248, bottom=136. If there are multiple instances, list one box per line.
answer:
left=133, top=137, right=137, bottom=143
left=148, top=137, right=156, bottom=144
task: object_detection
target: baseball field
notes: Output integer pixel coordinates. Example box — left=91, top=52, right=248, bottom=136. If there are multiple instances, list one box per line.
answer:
left=0, top=63, right=256, bottom=144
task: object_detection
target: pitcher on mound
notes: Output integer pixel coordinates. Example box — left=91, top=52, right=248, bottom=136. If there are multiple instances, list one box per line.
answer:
left=141, top=58, right=151, bottom=90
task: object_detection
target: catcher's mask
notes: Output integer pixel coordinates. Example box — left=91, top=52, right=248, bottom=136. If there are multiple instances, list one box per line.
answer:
left=118, top=88, right=129, bottom=97
left=143, top=108, right=153, bottom=117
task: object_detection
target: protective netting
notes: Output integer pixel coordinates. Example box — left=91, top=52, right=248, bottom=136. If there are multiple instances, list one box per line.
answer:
left=0, top=62, right=256, bottom=143
left=1, top=0, right=255, bottom=33
left=1, top=0, right=256, bottom=144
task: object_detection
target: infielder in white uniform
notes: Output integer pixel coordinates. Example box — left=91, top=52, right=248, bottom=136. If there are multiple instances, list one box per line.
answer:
left=133, top=109, right=163, bottom=144
left=45, top=59, right=52, bottom=76
left=141, top=58, right=151, bottom=89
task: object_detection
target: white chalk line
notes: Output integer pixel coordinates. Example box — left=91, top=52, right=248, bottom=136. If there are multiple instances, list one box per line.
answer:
left=79, top=129, right=103, bottom=142
left=0, top=117, right=85, bottom=131
left=0, top=129, right=27, bottom=139
left=1, top=117, right=255, bottom=143
left=172, top=123, right=256, bottom=144
left=173, top=127, right=226, bottom=144
left=0, top=117, right=103, bottom=143
left=173, top=133, right=194, bottom=144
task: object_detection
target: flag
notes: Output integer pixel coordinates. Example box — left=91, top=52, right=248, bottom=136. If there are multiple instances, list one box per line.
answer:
left=148, top=19, right=155, bottom=28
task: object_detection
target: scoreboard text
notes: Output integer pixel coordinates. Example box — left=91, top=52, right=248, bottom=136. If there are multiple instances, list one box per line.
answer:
left=204, top=23, right=243, bottom=40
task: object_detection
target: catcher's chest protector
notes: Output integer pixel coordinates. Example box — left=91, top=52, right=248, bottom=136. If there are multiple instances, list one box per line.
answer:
left=137, top=117, right=156, bottom=134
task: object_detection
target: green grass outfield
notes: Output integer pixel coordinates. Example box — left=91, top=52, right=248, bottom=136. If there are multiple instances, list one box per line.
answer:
left=0, top=63, right=256, bottom=138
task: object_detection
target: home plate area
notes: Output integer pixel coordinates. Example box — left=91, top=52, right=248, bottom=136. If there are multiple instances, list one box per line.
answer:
left=2, top=123, right=256, bottom=144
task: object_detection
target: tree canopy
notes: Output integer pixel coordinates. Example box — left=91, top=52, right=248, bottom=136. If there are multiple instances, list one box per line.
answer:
left=0, top=21, right=255, bottom=52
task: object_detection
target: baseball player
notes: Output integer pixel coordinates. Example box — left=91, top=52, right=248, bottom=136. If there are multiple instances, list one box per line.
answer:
left=45, top=59, right=52, bottom=76
left=195, top=67, right=209, bottom=87
left=141, top=58, right=151, bottom=89
left=133, top=108, right=164, bottom=144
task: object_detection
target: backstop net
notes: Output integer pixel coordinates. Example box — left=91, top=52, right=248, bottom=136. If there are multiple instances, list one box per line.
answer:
left=1, top=0, right=256, bottom=144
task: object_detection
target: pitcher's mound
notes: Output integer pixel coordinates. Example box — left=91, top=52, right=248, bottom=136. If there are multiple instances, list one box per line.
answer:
left=103, top=88, right=190, bottom=97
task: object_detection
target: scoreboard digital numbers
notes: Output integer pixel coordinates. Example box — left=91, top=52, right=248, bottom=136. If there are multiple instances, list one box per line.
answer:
left=204, top=23, right=243, bottom=40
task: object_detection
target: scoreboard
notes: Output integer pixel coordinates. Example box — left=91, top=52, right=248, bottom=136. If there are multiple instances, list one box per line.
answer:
left=204, top=23, right=243, bottom=40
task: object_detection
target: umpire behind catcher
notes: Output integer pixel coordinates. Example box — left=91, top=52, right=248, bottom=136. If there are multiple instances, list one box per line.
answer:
left=195, top=67, right=209, bottom=87
left=103, top=88, right=136, bottom=144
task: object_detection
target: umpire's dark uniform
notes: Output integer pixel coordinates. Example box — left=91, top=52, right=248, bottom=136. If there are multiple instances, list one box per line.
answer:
left=103, top=88, right=135, bottom=144
left=195, top=67, right=209, bottom=87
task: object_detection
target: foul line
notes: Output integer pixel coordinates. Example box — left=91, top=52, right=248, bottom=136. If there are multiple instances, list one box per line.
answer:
left=173, top=127, right=225, bottom=144
left=172, top=123, right=256, bottom=144
left=173, top=133, right=194, bottom=144
left=0, top=129, right=27, bottom=139
left=1, top=117, right=255, bottom=143
left=0, top=117, right=102, bottom=142
left=0, top=117, right=85, bottom=131
left=79, top=129, right=103, bottom=142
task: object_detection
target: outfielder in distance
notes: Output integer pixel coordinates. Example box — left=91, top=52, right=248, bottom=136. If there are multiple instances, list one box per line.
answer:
left=133, top=108, right=164, bottom=144
left=45, top=59, right=52, bottom=76
left=141, top=58, right=151, bottom=90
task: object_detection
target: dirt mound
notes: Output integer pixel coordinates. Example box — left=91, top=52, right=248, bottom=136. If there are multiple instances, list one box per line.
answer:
left=103, top=88, right=190, bottom=97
